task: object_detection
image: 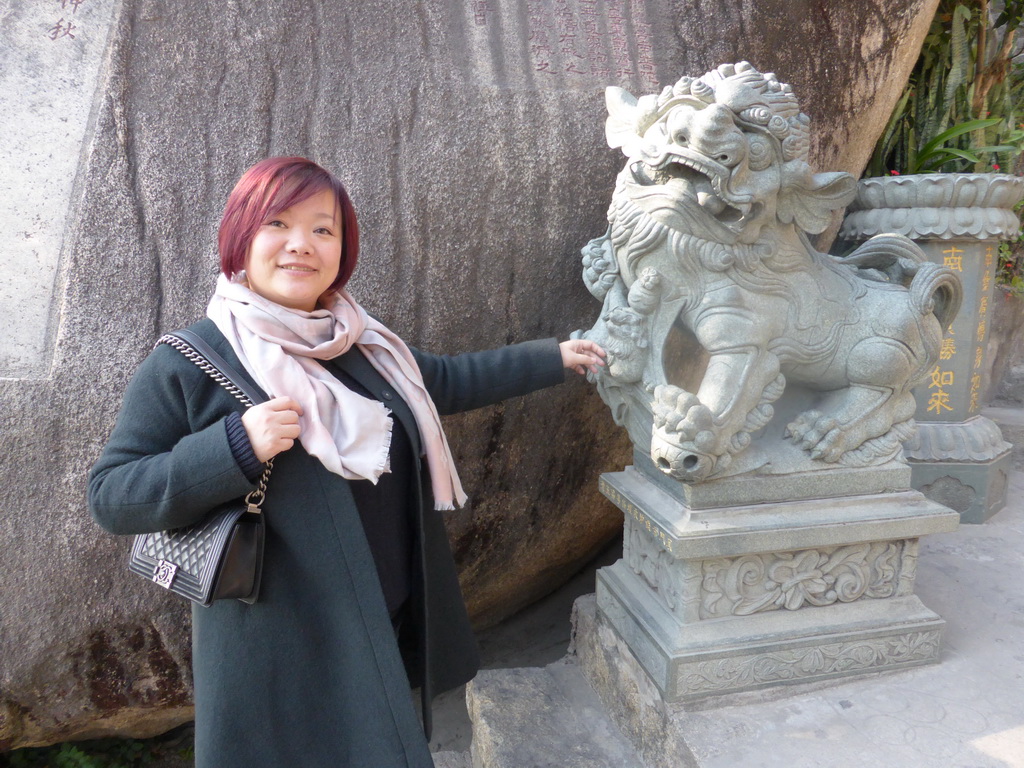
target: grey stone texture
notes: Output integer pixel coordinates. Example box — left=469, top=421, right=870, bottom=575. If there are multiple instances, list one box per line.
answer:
left=433, top=751, right=472, bottom=768
left=988, top=287, right=1024, bottom=407
left=1, top=0, right=942, bottom=749
left=0, top=0, right=120, bottom=376
left=984, top=406, right=1024, bottom=471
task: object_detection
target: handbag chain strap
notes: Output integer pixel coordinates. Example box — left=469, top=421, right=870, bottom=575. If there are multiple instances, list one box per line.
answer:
left=159, top=333, right=258, bottom=407
left=157, top=333, right=274, bottom=511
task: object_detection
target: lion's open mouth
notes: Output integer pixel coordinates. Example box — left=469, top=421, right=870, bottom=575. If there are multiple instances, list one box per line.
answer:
left=630, top=155, right=760, bottom=233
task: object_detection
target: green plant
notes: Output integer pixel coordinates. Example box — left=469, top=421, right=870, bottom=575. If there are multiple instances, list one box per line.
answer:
left=998, top=200, right=1024, bottom=295
left=867, top=0, right=1024, bottom=176
left=3, top=729, right=193, bottom=768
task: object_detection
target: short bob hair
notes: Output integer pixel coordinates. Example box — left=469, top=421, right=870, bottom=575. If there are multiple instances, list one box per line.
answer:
left=219, top=157, right=359, bottom=293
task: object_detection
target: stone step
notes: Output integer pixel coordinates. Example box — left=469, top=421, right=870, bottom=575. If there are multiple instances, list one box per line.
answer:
left=433, top=750, right=472, bottom=768
left=467, top=660, right=645, bottom=768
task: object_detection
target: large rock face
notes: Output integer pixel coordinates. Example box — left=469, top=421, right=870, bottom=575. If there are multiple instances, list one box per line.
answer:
left=0, top=0, right=938, bottom=749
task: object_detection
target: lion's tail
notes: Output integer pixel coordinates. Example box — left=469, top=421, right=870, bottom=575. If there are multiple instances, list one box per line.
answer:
left=909, top=261, right=963, bottom=331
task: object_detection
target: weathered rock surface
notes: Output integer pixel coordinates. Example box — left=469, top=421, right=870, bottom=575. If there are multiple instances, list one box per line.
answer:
left=1, top=0, right=940, bottom=749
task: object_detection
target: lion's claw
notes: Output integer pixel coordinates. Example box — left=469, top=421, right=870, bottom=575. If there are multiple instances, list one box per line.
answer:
left=787, top=412, right=848, bottom=462
left=653, top=385, right=715, bottom=444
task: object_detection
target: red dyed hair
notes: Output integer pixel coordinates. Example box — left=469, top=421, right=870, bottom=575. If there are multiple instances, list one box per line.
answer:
left=219, top=157, right=359, bottom=292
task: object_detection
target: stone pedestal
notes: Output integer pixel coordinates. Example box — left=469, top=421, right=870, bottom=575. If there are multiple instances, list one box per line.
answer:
left=596, top=465, right=958, bottom=701
left=840, top=174, right=1024, bottom=523
left=905, top=418, right=1011, bottom=524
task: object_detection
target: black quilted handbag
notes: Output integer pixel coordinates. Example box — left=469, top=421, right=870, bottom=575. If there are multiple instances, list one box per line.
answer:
left=127, top=329, right=273, bottom=607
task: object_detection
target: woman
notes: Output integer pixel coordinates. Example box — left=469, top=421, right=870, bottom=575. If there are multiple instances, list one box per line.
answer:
left=88, top=157, right=604, bottom=768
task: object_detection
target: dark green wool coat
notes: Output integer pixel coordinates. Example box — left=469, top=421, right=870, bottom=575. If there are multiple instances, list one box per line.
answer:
left=89, top=318, right=565, bottom=768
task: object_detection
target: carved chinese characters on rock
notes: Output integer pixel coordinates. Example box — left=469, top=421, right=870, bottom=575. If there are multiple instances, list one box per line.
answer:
left=927, top=366, right=954, bottom=416
left=47, top=0, right=87, bottom=40
left=969, top=245, right=996, bottom=413
left=468, top=0, right=658, bottom=91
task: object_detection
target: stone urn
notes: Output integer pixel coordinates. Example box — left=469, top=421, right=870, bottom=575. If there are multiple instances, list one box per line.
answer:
left=840, top=173, right=1024, bottom=522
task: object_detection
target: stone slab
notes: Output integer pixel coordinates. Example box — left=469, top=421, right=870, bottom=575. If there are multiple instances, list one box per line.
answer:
left=600, top=467, right=959, bottom=560
left=633, top=448, right=912, bottom=510
left=0, top=0, right=120, bottom=377
left=467, top=662, right=645, bottom=768
left=460, top=466, right=1024, bottom=768
left=597, top=563, right=945, bottom=701
left=911, top=452, right=1011, bottom=525
left=433, top=750, right=471, bottom=768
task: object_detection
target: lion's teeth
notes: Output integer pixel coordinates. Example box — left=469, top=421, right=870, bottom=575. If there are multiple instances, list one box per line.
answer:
left=697, top=191, right=726, bottom=214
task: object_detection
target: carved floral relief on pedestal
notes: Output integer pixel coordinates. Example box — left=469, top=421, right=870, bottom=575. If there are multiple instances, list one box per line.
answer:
left=624, top=515, right=919, bottom=622
left=700, top=541, right=915, bottom=618
left=677, top=630, right=942, bottom=695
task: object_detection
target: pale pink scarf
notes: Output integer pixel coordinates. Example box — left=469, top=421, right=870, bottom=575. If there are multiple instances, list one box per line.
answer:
left=207, top=273, right=466, bottom=510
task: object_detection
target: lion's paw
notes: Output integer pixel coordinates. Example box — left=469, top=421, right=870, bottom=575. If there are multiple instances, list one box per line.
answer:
left=786, top=411, right=848, bottom=462
left=652, top=385, right=712, bottom=442
left=581, top=237, right=619, bottom=299
left=627, top=268, right=662, bottom=315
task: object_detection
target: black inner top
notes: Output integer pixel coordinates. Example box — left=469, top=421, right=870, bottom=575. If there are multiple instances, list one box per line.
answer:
left=332, top=352, right=416, bottom=618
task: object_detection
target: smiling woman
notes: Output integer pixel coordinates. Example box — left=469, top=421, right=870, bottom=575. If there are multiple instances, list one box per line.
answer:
left=87, top=157, right=605, bottom=768
left=244, top=189, right=343, bottom=312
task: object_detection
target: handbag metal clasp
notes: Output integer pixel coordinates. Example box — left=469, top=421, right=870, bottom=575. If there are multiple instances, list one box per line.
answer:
left=153, top=560, right=178, bottom=589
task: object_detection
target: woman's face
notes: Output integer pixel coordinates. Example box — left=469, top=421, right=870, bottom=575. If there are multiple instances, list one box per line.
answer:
left=244, top=189, right=342, bottom=312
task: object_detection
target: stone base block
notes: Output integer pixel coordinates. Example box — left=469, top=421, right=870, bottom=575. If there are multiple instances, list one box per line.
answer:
left=597, top=467, right=957, bottom=702
left=910, top=452, right=1010, bottom=524
left=466, top=662, right=647, bottom=768
left=598, top=563, right=945, bottom=700
left=432, top=752, right=471, bottom=768
left=633, top=448, right=912, bottom=509
left=571, top=594, right=717, bottom=768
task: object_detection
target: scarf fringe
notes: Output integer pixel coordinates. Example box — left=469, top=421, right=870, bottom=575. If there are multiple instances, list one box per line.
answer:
left=376, top=414, right=394, bottom=479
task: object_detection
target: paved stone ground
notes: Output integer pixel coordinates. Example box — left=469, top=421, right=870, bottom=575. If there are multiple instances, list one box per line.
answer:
left=461, top=465, right=1024, bottom=768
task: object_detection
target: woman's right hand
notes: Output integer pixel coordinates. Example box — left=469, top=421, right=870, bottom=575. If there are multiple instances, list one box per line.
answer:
left=242, top=397, right=304, bottom=462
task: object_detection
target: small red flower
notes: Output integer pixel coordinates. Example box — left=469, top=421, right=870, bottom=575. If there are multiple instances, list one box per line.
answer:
left=993, top=164, right=1001, bottom=170
left=890, top=170, right=901, bottom=176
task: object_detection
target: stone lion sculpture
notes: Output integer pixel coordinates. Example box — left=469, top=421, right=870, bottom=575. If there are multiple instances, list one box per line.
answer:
left=579, top=62, right=962, bottom=483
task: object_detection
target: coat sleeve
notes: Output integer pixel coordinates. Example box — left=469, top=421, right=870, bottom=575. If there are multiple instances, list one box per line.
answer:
left=411, top=338, right=565, bottom=416
left=88, top=344, right=257, bottom=535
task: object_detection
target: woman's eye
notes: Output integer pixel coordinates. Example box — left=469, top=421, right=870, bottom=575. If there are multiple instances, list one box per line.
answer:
left=315, top=227, right=335, bottom=236
left=266, top=220, right=285, bottom=228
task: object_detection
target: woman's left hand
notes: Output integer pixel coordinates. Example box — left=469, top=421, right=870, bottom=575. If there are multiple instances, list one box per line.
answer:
left=560, top=338, right=606, bottom=375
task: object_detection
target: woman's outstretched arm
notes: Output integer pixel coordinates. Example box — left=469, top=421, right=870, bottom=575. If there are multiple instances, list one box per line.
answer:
left=411, top=337, right=604, bottom=415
